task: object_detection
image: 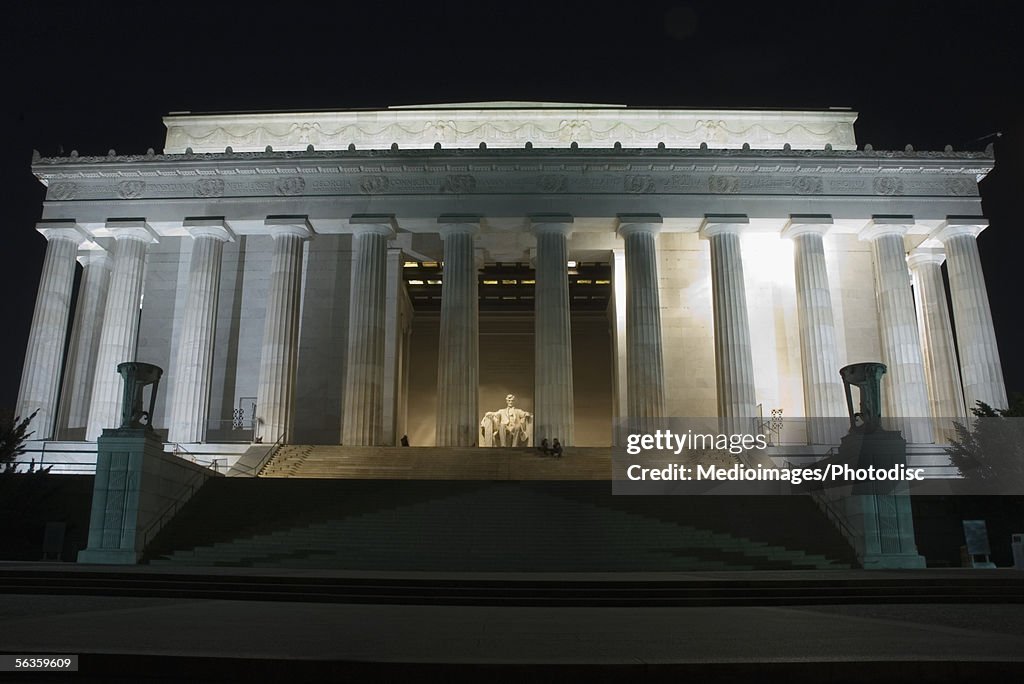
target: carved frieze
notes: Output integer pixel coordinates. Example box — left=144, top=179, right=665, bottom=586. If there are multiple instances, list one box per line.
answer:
left=274, top=177, right=306, bottom=196
left=117, top=180, right=146, bottom=199
left=945, top=177, right=975, bottom=196
left=538, top=174, right=568, bottom=193
left=792, top=176, right=823, bottom=194
left=359, top=175, right=391, bottom=194
left=624, top=175, right=655, bottom=193
left=49, top=182, right=77, bottom=200
left=440, top=174, right=476, bottom=193
left=708, top=175, right=740, bottom=193
left=873, top=177, right=904, bottom=196
left=161, top=107, right=862, bottom=152
left=32, top=149, right=990, bottom=204
left=195, top=178, right=225, bottom=197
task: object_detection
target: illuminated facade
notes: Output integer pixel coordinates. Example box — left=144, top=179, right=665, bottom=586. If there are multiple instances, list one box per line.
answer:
left=17, top=103, right=1004, bottom=465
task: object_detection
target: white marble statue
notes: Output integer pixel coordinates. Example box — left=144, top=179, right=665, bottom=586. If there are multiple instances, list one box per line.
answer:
left=480, top=394, right=533, bottom=447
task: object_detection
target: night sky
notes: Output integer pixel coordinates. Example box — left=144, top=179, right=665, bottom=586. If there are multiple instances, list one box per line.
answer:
left=2, top=1, right=1021, bottom=412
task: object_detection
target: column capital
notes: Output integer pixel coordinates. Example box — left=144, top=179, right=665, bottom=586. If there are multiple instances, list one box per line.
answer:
left=350, top=214, right=397, bottom=238
left=907, top=248, right=946, bottom=270
left=106, top=219, right=159, bottom=243
left=437, top=215, right=481, bottom=239
left=616, top=214, right=662, bottom=239
left=36, top=220, right=90, bottom=245
left=183, top=217, right=235, bottom=242
left=700, top=214, right=748, bottom=239
left=859, top=215, right=915, bottom=242
left=933, top=216, right=989, bottom=243
left=265, top=215, right=315, bottom=240
left=530, top=214, right=574, bottom=237
left=781, top=214, right=833, bottom=240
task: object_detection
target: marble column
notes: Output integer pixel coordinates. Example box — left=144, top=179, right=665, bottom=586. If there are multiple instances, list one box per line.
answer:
left=255, top=218, right=312, bottom=445
left=382, top=248, right=411, bottom=446
left=57, top=249, right=113, bottom=439
left=16, top=223, right=85, bottom=439
left=617, top=215, right=665, bottom=431
left=86, top=221, right=156, bottom=441
left=167, top=220, right=234, bottom=444
left=435, top=217, right=479, bottom=447
left=907, top=248, right=967, bottom=423
left=935, top=219, right=1008, bottom=412
left=532, top=215, right=575, bottom=446
left=609, top=249, right=629, bottom=424
left=860, top=219, right=933, bottom=443
left=703, top=216, right=757, bottom=434
left=341, top=217, right=394, bottom=446
left=782, top=217, right=847, bottom=444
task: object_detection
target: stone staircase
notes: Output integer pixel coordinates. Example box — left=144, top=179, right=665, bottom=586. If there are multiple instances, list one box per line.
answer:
left=259, top=445, right=612, bottom=479
left=144, top=479, right=856, bottom=571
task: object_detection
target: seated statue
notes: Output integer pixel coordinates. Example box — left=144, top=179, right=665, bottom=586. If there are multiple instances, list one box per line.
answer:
left=480, top=394, right=533, bottom=447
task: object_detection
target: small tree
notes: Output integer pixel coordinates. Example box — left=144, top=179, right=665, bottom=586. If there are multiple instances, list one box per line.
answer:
left=0, top=409, right=39, bottom=473
left=946, top=395, right=1024, bottom=488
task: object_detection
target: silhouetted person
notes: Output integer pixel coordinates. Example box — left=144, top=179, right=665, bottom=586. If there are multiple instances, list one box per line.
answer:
left=552, top=438, right=563, bottom=458
left=539, top=438, right=551, bottom=456
left=400, top=434, right=410, bottom=447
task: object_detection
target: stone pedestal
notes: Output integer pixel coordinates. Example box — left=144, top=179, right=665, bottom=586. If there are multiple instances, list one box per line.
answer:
left=837, top=430, right=927, bottom=569
left=618, top=216, right=665, bottom=433
left=532, top=216, right=574, bottom=446
left=168, top=221, right=233, bottom=444
left=78, top=428, right=216, bottom=564
left=16, top=223, right=84, bottom=439
left=860, top=220, right=933, bottom=443
left=342, top=218, right=394, bottom=445
left=435, top=218, right=480, bottom=447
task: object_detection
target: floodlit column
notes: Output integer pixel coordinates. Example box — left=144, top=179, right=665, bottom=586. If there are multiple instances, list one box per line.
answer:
left=57, top=249, right=112, bottom=439
left=782, top=217, right=847, bottom=444
left=532, top=215, right=575, bottom=446
left=383, top=248, right=413, bottom=446
left=342, top=217, right=395, bottom=446
left=702, top=216, right=757, bottom=435
left=167, top=220, right=234, bottom=444
left=255, top=218, right=313, bottom=445
left=435, top=217, right=480, bottom=447
left=610, top=249, right=628, bottom=424
left=860, top=219, right=933, bottom=443
left=86, top=221, right=156, bottom=440
left=617, top=215, right=665, bottom=431
left=907, top=248, right=967, bottom=422
left=935, top=219, right=1008, bottom=411
left=16, top=223, right=86, bottom=439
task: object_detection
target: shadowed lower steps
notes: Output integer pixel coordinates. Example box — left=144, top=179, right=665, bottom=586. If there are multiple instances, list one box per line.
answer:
left=143, top=478, right=857, bottom=571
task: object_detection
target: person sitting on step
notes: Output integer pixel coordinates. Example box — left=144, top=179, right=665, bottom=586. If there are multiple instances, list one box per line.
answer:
left=539, top=438, right=551, bottom=456
left=552, top=438, right=563, bottom=458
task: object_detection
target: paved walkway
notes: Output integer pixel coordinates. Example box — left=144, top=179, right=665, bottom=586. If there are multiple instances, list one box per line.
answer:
left=1, top=563, right=1021, bottom=682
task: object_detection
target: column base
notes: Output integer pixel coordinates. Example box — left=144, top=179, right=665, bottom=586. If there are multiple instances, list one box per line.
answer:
left=860, top=552, right=928, bottom=570
left=76, top=548, right=140, bottom=565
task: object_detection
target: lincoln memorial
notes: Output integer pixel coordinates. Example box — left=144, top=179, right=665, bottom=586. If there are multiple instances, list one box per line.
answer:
left=17, top=102, right=1005, bottom=467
